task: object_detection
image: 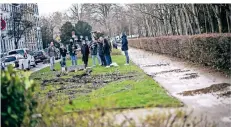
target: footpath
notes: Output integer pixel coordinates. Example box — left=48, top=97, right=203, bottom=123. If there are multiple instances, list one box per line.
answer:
left=123, top=48, right=231, bottom=127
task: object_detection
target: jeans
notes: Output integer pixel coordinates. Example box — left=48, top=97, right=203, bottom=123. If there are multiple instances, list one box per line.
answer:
left=71, top=55, right=77, bottom=66
left=109, top=55, right=112, bottom=64
left=50, top=56, right=55, bottom=70
left=92, top=55, right=97, bottom=66
left=124, top=50, right=129, bottom=64
left=104, top=55, right=111, bottom=66
left=97, top=54, right=101, bottom=65
left=99, top=55, right=106, bottom=66
left=60, top=56, right=66, bottom=67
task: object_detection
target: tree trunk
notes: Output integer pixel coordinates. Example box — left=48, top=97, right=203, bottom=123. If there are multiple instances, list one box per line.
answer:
left=191, top=4, right=201, bottom=34
left=180, top=7, right=188, bottom=35
left=183, top=4, right=193, bottom=35
left=176, top=8, right=183, bottom=35
left=212, top=5, right=222, bottom=33
left=203, top=6, right=208, bottom=33
left=226, top=9, right=230, bottom=33
left=206, top=5, right=214, bottom=33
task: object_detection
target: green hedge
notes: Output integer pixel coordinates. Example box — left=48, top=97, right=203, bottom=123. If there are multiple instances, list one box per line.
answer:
left=129, top=33, right=231, bottom=71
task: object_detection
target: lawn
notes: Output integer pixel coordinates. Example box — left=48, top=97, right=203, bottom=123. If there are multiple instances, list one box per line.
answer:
left=30, top=49, right=182, bottom=112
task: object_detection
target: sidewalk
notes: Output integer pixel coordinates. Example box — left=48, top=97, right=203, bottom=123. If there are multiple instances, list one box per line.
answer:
left=127, top=48, right=231, bottom=127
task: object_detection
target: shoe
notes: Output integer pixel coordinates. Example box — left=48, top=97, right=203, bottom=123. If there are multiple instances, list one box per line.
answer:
left=106, top=66, right=110, bottom=68
left=124, top=63, right=129, bottom=66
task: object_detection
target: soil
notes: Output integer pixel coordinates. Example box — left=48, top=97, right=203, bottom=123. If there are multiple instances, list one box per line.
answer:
left=142, top=63, right=170, bottom=67
left=38, top=68, right=138, bottom=103
left=178, top=83, right=231, bottom=96
left=152, top=69, right=190, bottom=76
left=180, top=73, right=199, bottom=80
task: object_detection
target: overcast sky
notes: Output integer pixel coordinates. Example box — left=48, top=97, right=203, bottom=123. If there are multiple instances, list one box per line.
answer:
left=38, top=3, right=72, bottom=16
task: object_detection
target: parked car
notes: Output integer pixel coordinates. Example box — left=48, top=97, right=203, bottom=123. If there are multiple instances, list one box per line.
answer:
left=8, top=48, right=36, bottom=68
left=33, top=50, right=48, bottom=64
left=2, top=54, right=30, bottom=70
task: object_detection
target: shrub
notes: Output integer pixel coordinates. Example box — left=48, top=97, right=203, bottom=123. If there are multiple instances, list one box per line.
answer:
left=129, top=33, right=231, bottom=72
left=111, top=49, right=122, bottom=55
left=1, top=66, right=38, bottom=127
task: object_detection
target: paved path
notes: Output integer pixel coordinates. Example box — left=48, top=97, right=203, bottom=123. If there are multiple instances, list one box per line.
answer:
left=31, top=60, right=60, bottom=73
left=126, top=48, right=231, bottom=127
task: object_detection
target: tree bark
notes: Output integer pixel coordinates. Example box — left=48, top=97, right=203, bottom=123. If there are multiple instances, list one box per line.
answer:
left=183, top=4, right=193, bottom=35
left=206, top=5, right=214, bottom=33
left=191, top=4, right=201, bottom=34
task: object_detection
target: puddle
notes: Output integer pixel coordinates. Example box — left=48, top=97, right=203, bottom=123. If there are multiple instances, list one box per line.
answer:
left=178, top=83, right=231, bottom=96
left=142, top=63, right=170, bottom=67
left=180, top=73, right=199, bottom=80
left=151, top=69, right=190, bottom=76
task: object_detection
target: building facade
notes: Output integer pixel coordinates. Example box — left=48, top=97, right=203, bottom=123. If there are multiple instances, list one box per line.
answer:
left=0, top=3, right=43, bottom=53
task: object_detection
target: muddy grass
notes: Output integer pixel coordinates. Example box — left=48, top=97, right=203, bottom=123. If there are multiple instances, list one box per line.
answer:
left=36, top=68, right=139, bottom=103
left=178, top=83, right=231, bottom=96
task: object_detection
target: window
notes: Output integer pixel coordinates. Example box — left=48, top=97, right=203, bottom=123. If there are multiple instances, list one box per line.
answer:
left=5, top=56, right=16, bottom=62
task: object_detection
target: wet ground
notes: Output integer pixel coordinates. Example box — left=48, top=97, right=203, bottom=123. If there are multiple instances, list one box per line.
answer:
left=127, top=48, right=231, bottom=127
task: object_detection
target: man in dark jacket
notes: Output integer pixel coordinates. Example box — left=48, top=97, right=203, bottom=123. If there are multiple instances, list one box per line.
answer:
left=121, top=33, right=129, bottom=65
left=68, top=40, right=77, bottom=66
left=98, top=37, right=106, bottom=66
left=81, top=40, right=90, bottom=69
left=59, top=44, right=67, bottom=68
left=90, top=39, right=98, bottom=66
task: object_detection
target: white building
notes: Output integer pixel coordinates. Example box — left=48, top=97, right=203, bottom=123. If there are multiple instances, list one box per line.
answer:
left=0, top=3, right=43, bottom=53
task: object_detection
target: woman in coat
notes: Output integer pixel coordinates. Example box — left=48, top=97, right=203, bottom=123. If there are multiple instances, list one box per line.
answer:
left=81, top=40, right=90, bottom=69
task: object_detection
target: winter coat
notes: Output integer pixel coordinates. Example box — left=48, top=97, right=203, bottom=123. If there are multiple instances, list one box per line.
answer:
left=121, top=34, right=128, bottom=51
left=103, top=42, right=110, bottom=55
left=48, top=46, right=56, bottom=57
left=69, top=44, right=77, bottom=56
left=60, top=48, right=67, bottom=57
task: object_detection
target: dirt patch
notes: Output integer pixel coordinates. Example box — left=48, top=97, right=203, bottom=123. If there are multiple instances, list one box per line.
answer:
left=178, top=83, right=231, bottom=96
left=218, top=91, right=231, bottom=98
left=38, top=69, right=139, bottom=103
left=180, top=73, right=199, bottom=80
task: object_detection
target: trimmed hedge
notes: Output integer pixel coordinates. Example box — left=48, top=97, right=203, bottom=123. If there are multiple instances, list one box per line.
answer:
left=129, top=33, right=231, bottom=71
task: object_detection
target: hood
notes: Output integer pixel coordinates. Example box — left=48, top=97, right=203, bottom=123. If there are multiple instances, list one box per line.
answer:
left=122, top=34, right=127, bottom=38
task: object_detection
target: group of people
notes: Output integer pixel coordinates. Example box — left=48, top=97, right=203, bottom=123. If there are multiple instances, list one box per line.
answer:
left=47, top=33, right=129, bottom=71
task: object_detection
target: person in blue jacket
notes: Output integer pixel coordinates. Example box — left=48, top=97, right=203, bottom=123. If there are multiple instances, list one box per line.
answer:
left=121, top=33, right=129, bottom=65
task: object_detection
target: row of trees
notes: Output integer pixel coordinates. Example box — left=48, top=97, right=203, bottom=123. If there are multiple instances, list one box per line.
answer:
left=66, top=4, right=231, bottom=37
left=39, top=4, right=231, bottom=44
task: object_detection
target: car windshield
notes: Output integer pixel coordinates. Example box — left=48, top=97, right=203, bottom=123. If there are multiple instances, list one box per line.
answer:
left=8, top=50, right=24, bottom=55
left=35, top=51, right=43, bottom=55
left=5, top=56, right=16, bottom=62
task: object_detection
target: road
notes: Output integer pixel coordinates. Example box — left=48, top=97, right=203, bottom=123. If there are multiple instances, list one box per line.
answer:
left=31, top=59, right=60, bottom=73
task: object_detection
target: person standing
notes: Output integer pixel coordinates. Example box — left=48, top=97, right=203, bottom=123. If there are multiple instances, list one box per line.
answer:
left=90, top=39, right=98, bottom=66
left=81, top=40, right=90, bottom=69
left=48, top=42, right=56, bottom=71
left=102, top=38, right=111, bottom=68
left=68, top=40, right=77, bottom=66
left=121, top=33, right=129, bottom=65
left=98, top=37, right=106, bottom=66
left=59, top=44, right=67, bottom=69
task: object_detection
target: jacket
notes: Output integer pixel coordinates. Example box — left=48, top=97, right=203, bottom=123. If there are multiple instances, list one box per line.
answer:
left=69, top=44, right=77, bottom=56
left=48, top=46, right=56, bottom=57
left=121, top=34, right=128, bottom=51
left=60, top=48, right=67, bottom=57
left=103, top=42, right=110, bottom=55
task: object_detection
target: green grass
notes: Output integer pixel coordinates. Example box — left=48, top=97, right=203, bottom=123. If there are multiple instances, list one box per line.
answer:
left=31, top=49, right=181, bottom=112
